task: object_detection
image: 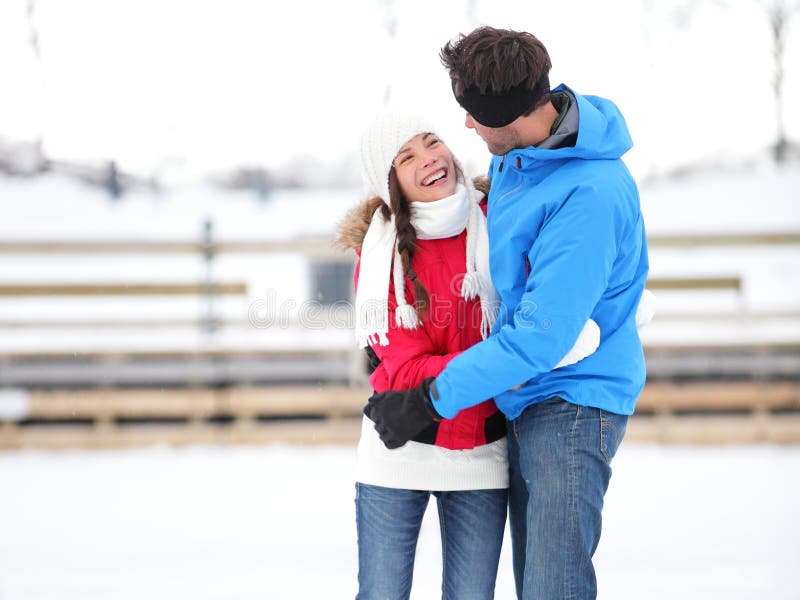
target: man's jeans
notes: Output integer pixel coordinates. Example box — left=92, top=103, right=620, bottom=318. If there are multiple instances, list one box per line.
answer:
left=355, top=482, right=507, bottom=600
left=508, top=396, right=628, bottom=600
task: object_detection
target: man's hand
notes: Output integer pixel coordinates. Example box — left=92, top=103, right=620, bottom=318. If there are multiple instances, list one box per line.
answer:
left=364, top=378, right=442, bottom=449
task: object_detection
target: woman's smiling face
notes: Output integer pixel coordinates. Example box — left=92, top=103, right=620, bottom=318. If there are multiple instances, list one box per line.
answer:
left=393, top=133, right=457, bottom=203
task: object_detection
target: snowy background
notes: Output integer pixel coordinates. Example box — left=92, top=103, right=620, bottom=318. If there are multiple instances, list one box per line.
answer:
left=0, top=0, right=798, bottom=181
left=1, top=1, right=800, bottom=599
left=1, top=166, right=798, bottom=357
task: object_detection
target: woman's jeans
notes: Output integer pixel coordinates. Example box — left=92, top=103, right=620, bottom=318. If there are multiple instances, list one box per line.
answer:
left=507, top=396, right=628, bottom=600
left=355, top=483, right=508, bottom=600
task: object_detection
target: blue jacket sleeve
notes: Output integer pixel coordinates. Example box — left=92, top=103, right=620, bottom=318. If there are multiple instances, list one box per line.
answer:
left=431, top=184, right=622, bottom=418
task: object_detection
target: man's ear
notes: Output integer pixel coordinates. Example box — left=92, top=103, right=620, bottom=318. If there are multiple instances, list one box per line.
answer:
left=450, top=73, right=464, bottom=98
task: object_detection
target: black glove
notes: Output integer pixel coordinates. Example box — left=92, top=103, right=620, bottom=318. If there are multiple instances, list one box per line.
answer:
left=363, top=346, right=381, bottom=375
left=363, top=377, right=441, bottom=449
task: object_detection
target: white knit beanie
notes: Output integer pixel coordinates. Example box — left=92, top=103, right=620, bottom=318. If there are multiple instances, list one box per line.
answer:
left=354, top=110, right=499, bottom=347
left=359, top=111, right=436, bottom=204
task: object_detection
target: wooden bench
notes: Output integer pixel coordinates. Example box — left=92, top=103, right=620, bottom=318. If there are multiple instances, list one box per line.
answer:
left=645, top=276, right=741, bottom=291
left=4, top=382, right=795, bottom=423
left=2, top=382, right=799, bottom=448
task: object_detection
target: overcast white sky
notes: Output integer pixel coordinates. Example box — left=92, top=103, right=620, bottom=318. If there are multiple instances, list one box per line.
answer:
left=1, top=0, right=798, bottom=182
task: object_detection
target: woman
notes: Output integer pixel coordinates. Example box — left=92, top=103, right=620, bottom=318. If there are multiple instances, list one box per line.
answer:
left=337, top=112, right=601, bottom=600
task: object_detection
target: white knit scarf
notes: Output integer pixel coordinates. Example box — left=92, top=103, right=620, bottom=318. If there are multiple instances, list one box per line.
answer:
left=355, top=183, right=499, bottom=347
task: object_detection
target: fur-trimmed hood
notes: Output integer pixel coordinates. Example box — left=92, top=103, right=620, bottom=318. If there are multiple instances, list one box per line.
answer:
left=335, top=196, right=385, bottom=251
left=335, top=175, right=490, bottom=251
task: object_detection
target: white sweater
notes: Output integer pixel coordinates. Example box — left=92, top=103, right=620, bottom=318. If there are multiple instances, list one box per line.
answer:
left=355, top=416, right=509, bottom=491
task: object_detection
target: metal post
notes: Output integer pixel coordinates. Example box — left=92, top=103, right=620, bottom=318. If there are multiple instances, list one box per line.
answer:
left=201, top=219, right=218, bottom=334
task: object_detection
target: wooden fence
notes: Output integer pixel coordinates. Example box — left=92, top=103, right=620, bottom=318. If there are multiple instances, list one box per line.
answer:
left=1, top=381, right=799, bottom=449
left=0, top=229, right=798, bottom=447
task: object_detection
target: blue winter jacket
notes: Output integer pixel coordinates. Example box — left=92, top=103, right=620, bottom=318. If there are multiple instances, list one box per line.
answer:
left=433, top=85, right=648, bottom=420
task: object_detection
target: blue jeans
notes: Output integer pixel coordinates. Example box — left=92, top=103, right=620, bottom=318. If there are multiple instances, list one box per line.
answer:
left=355, top=482, right=508, bottom=600
left=507, top=396, right=627, bottom=600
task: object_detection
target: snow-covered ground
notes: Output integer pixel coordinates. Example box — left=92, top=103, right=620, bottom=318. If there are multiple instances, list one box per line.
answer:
left=0, top=442, right=797, bottom=600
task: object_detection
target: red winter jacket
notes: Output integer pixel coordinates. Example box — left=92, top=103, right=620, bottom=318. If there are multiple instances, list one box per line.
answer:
left=344, top=196, right=506, bottom=451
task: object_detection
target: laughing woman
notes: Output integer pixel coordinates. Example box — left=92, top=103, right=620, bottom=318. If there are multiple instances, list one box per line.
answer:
left=337, top=112, right=601, bottom=600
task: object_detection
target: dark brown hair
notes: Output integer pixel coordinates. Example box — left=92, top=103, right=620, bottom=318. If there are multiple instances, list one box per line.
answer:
left=440, top=26, right=552, bottom=113
left=373, top=168, right=487, bottom=321
left=387, top=167, right=430, bottom=320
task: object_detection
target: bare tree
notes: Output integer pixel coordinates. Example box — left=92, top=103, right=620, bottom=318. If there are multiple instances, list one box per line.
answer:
left=26, top=0, right=42, bottom=151
left=763, top=0, right=800, bottom=162
left=26, top=0, right=41, bottom=62
left=379, top=0, right=397, bottom=105
left=660, top=0, right=799, bottom=163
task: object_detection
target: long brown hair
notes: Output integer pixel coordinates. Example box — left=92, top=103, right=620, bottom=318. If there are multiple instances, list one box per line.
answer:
left=385, top=160, right=465, bottom=320
left=387, top=167, right=431, bottom=320
left=375, top=162, right=483, bottom=321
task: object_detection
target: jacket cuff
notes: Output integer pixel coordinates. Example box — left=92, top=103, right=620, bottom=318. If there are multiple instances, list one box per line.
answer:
left=429, top=377, right=460, bottom=419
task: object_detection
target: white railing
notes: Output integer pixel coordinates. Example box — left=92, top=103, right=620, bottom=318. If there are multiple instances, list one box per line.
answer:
left=0, top=229, right=799, bottom=387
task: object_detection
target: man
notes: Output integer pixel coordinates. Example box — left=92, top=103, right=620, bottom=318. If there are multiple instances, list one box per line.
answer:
left=366, top=27, right=649, bottom=600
